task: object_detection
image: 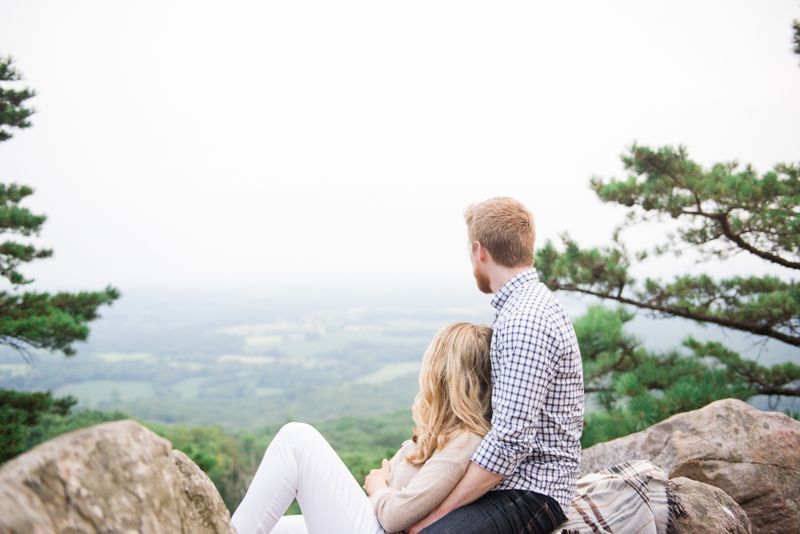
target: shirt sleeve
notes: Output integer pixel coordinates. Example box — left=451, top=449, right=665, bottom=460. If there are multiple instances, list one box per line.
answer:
left=370, top=433, right=481, bottom=533
left=471, top=309, right=561, bottom=476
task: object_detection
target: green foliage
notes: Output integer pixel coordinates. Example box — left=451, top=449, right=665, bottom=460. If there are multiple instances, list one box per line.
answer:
left=572, top=306, right=642, bottom=401
left=595, top=145, right=800, bottom=266
left=0, top=175, right=52, bottom=290
left=0, top=57, right=35, bottom=143
left=24, top=407, right=129, bottom=450
left=794, top=19, right=800, bottom=60
left=568, top=125, right=800, bottom=437
left=146, top=421, right=277, bottom=512
left=0, top=287, right=121, bottom=358
left=574, top=306, right=789, bottom=447
left=537, top=144, right=800, bottom=348
left=684, top=338, right=800, bottom=397
left=550, top=143, right=800, bottom=442
left=0, top=56, right=120, bottom=360
left=0, top=388, right=76, bottom=462
left=315, top=410, right=414, bottom=483
left=0, top=388, right=126, bottom=463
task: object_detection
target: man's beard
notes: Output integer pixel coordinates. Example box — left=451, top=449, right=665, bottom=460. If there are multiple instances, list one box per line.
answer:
left=473, top=263, right=492, bottom=294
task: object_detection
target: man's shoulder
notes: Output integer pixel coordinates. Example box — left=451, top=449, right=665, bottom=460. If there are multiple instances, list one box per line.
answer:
left=498, top=280, right=569, bottom=325
left=494, top=281, right=579, bottom=356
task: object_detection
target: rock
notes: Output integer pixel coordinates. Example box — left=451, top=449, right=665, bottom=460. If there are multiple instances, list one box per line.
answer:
left=667, top=477, right=751, bottom=534
left=580, top=399, right=800, bottom=534
left=0, top=419, right=236, bottom=534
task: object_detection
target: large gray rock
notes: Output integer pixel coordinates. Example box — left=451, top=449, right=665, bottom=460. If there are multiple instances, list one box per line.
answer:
left=667, top=477, right=751, bottom=534
left=581, top=399, right=800, bottom=534
left=0, top=419, right=236, bottom=534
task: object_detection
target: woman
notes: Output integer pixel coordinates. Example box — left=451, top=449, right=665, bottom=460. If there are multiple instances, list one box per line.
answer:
left=231, top=322, right=493, bottom=534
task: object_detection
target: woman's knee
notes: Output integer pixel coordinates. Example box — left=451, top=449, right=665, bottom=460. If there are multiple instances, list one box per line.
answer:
left=276, top=422, right=324, bottom=445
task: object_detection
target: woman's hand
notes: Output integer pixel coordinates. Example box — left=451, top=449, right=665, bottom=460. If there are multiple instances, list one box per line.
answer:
left=364, top=459, right=391, bottom=496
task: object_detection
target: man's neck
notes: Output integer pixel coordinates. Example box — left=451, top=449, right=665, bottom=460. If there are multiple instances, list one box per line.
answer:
left=489, top=264, right=532, bottom=294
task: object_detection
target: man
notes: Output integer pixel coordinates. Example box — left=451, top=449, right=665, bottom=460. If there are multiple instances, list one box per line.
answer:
left=408, top=197, right=584, bottom=534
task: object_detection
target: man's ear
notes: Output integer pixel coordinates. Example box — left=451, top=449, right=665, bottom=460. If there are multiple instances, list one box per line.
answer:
left=475, top=242, right=487, bottom=263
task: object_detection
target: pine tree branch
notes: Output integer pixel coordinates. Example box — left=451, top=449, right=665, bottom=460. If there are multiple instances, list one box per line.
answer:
left=0, top=56, right=35, bottom=143
left=753, top=385, right=800, bottom=397
left=683, top=338, right=800, bottom=397
left=538, top=235, right=800, bottom=349
left=0, top=287, right=120, bottom=357
left=794, top=19, right=800, bottom=59
left=594, top=145, right=800, bottom=269
left=0, top=336, right=35, bottom=363
left=552, top=283, right=800, bottom=348
left=584, top=386, right=609, bottom=393
left=0, top=60, right=119, bottom=361
left=683, top=206, right=800, bottom=269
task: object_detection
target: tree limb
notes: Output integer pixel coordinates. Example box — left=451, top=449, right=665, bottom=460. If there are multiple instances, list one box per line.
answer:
left=554, top=283, right=800, bottom=348
left=716, top=214, right=800, bottom=269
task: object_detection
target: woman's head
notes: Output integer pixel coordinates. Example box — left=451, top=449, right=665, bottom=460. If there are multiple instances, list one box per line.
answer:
left=408, top=322, right=493, bottom=466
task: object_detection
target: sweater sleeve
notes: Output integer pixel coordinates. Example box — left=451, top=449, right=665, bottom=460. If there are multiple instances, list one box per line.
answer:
left=370, top=433, right=482, bottom=533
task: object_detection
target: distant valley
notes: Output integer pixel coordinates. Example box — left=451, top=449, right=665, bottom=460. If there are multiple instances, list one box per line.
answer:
left=1, top=280, right=796, bottom=430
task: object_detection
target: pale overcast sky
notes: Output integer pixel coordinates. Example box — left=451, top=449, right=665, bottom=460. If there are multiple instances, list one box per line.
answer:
left=1, top=1, right=798, bottom=292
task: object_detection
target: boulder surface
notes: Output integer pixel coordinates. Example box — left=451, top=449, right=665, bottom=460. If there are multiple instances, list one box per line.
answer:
left=667, top=477, right=751, bottom=534
left=580, top=399, right=800, bottom=534
left=0, top=419, right=236, bottom=534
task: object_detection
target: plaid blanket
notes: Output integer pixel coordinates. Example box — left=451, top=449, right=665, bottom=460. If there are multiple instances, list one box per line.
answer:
left=554, top=460, right=680, bottom=534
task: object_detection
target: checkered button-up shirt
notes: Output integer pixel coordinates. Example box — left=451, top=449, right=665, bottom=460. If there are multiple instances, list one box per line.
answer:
left=472, top=268, right=584, bottom=515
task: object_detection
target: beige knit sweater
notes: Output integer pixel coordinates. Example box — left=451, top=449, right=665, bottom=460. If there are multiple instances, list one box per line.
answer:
left=369, top=432, right=483, bottom=534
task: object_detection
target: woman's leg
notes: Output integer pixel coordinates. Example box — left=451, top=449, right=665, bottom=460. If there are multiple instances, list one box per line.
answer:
left=271, top=515, right=309, bottom=534
left=231, top=422, right=384, bottom=534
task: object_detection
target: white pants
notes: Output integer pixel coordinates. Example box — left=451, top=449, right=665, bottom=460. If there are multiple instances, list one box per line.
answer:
left=231, top=422, right=385, bottom=534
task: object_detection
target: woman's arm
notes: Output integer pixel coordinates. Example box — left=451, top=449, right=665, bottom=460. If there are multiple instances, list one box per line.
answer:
left=369, top=433, right=482, bottom=533
left=406, top=462, right=504, bottom=534
left=365, top=441, right=410, bottom=497
left=365, top=459, right=391, bottom=495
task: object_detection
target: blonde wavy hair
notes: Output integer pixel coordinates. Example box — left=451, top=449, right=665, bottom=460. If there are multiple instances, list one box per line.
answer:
left=407, top=322, right=493, bottom=466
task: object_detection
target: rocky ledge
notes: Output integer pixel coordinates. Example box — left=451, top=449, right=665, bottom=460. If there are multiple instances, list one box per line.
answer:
left=580, top=398, right=800, bottom=534
left=0, top=419, right=236, bottom=534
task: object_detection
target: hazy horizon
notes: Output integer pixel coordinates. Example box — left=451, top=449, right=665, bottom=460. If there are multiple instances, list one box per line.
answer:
left=1, top=2, right=797, bottom=425
left=3, top=278, right=796, bottom=366
left=1, top=279, right=796, bottom=427
left=0, top=1, right=798, bottom=290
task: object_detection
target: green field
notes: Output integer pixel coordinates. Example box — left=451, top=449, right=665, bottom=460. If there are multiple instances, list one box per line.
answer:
left=241, top=328, right=432, bottom=360
left=55, top=380, right=156, bottom=408
left=255, top=387, right=282, bottom=397
left=0, top=299, right=495, bottom=431
left=212, top=317, right=439, bottom=362
left=354, top=362, right=421, bottom=384
left=173, top=378, right=207, bottom=399
left=0, top=364, right=32, bottom=377
left=92, top=352, right=157, bottom=364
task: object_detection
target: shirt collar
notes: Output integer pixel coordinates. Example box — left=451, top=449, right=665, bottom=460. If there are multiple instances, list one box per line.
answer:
left=491, top=268, right=539, bottom=311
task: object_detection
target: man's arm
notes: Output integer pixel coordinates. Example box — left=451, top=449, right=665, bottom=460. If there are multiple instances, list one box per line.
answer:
left=405, top=462, right=502, bottom=534
left=408, top=312, right=560, bottom=533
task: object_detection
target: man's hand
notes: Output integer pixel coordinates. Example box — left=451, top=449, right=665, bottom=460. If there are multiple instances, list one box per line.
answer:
left=364, top=459, right=391, bottom=496
left=405, top=462, right=503, bottom=534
